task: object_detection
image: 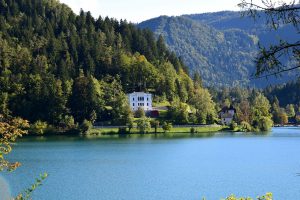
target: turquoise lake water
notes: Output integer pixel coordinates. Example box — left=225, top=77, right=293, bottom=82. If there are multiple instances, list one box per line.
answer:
left=1, top=127, right=300, bottom=200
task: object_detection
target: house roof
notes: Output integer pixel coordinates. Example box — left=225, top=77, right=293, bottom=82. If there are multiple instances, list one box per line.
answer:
left=219, top=105, right=236, bottom=113
left=128, top=92, right=151, bottom=95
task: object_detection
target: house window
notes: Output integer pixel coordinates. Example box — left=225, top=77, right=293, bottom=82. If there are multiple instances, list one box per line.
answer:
left=147, top=103, right=149, bottom=106
left=133, top=103, right=135, bottom=106
left=138, top=97, right=144, bottom=101
left=133, top=98, right=134, bottom=101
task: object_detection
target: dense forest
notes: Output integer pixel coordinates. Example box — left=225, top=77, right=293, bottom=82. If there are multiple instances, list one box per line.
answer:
left=138, top=12, right=298, bottom=88
left=264, top=79, right=300, bottom=108
left=0, top=0, right=210, bottom=132
left=0, top=0, right=298, bottom=135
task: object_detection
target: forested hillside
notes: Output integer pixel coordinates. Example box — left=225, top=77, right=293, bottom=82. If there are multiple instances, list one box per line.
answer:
left=139, top=12, right=298, bottom=87
left=264, top=78, right=300, bottom=107
left=0, top=0, right=204, bottom=128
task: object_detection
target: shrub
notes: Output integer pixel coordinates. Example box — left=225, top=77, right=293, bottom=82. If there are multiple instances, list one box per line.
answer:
left=162, top=122, right=172, bottom=133
left=240, top=121, right=252, bottom=132
left=223, top=192, right=272, bottom=200
left=150, top=120, right=160, bottom=133
left=127, top=118, right=134, bottom=133
left=230, top=121, right=238, bottom=131
left=118, top=127, right=127, bottom=134
left=30, top=120, right=48, bottom=135
left=59, top=115, right=75, bottom=130
left=135, top=107, right=145, bottom=118
left=79, top=119, right=92, bottom=134
left=190, top=127, right=197, bottom=133
left=258, top=117, right=273, bottom=131
left=136, top=117, right=151, bottom=133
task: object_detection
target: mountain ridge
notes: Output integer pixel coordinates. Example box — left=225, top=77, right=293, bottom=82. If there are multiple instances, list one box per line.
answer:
left=139, top=11, right=298, bottom=88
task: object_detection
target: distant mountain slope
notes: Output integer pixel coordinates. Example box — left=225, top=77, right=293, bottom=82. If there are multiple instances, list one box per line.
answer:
left=139, top=12, right=298, bottom=88
left=186, top=11, right=298, bottom=46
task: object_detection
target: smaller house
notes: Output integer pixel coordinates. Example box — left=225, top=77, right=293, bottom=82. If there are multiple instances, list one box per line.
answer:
left=219, top=105, right=236, bottom=125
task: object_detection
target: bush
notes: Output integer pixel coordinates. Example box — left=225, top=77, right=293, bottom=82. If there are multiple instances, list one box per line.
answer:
left=127, top=118, right=134, bottom=133
left=240, top=121, right=252, bottom=132
left=162, top=122, right=172, bottom=133
left=30, top=120, right=48, bottom=135
left=258, top=117, right=273, bottom=131
left=223, top=192, right=272, bottom=200
left=135, top=107, right=145, bottom=118
left=190, top=127, right=197, bottom=133
left=79, top=119, right=92, bottom=134
left=59, top=115, right=75, bottom=130
left=136, top=117, right=151, bottom=133
left=118, top=127, right=127, bottom=134
left=230, top=121, right=238, bottom=131
left=150, top=120, right=160, bottom=133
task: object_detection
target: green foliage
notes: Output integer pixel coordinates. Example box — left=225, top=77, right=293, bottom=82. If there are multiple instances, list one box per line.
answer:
left=139, top=12, right=296, bottom=88
left=59, top=115, right=75, bottom=130
left=118, top=127, right=127, bottom=134
left=190, top=127, right=196, bottom=133
left=189, top=88, right=216, bottom=124
left=167, top=101, right=190, bottom=124
left=30, top=120, right=48, bottom=135
left=240, top=121, right=252, bottom=132
left=251, top=93, right=273, bottom=131
left=286, top=104, right=295, bottom=118
left=150, top=120, right=160, bottom=133
left=103, top=78, right=133, bottom=125
left=162, top=122, right=172, bottom=133
left=272, top=109, right=288, bottom=125
left=230, top=122, right=238, bottom=131
left=222, top=192, right=272, bottom=200
left=264, top=79, right=300, bottom=107
left=135, top=107, right=146, bottom=118
left=0, top=0, right=199, bottom=132
left=127, top=116, right=135, bottom=133
left=79, top=119, right=92, bottom=134
left=70, top=75, right=104, bottom=123
left=136, top=117, right=151, bottom=134
left=251, top=93, right=271, bottom=119
left=257, top=117, right=273, bottom=132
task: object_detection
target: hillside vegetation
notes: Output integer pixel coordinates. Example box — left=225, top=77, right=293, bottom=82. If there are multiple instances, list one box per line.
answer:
left=139, top=12, right=299, bottom=87
left=0, top=0, right=215, bottom=131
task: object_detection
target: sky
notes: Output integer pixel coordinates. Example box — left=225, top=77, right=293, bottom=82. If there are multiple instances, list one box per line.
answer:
left=59, top=0, right=294, bottom=23
left=59, top=0, right=242, bottom=23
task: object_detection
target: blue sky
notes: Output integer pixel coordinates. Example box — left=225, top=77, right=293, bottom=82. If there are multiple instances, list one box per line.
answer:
left=60, top=0, right=242, bottom=22
left=60, top=0, right=293, bottom=23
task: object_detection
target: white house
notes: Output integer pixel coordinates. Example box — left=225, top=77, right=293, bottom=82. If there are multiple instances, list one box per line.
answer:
left=128, top=92, right=152, bottom=111
left=219, top=106, right=236, bottom=125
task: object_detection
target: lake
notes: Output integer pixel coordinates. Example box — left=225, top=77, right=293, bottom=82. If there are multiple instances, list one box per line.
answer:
left=1, top=127, right=300, bottom=200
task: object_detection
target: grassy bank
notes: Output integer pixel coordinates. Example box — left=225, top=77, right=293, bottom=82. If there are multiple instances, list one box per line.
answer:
left=88, top=126, right=225, bottom=136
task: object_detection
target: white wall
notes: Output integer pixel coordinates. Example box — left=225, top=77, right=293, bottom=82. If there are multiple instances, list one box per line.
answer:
left=128, top=92, right=152, bottom=111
